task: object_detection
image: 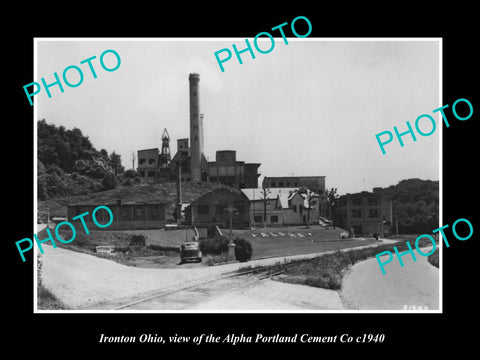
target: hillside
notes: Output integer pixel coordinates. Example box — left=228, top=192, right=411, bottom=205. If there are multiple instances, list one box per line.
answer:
left=378, top=178, right=439, bottom=233
left=37, top=119, right=128, bottom=200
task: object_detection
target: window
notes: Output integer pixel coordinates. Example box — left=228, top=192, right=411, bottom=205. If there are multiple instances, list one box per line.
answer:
left=368, top=198, right=379, bottom=206
left=139, top=170, right=145, bottom=177
left=279, top=182, right=284, bottom=187
left=270, top=215, right=278, bottom=223
left=271, top=182, right=276, bottom=187
left=294, top=182, right=298, bottom=186
left=139, top=158, right=146, bottom=164
left=286, top=182, right=290, bottom=187
left=351, top=198, right=362, bottom=206
left=254, top=215, right=263, bottom=223
left=148, top=205, right=163, bottom=220
left=293, top=205, right=297, bottom=212
left=119, top=206, right=130, bottom=221
left=134, top=206, right=146, bottom=220
left=369, top=209, right=379, bottom=218
left=352, top=209, right=362, bottom=218
left=198, top=205, right=209, bottom=214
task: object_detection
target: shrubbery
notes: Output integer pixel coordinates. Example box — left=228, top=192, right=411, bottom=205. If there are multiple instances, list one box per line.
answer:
left=199, top=234, right=229, bottom=255
left=234, top=237, right=253, bottom=262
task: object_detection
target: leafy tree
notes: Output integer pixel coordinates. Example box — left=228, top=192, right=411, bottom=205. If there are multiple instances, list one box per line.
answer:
left=109, top=151, right=124, bottom=176
left=325, top=187, right=339, bottom=228
left=260, top=185, right=271, bottom=229
left=101, top=172, right=118, bottom=190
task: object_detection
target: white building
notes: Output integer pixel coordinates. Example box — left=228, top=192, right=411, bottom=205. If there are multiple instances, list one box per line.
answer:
left=241, top=187, right=321, bottom=226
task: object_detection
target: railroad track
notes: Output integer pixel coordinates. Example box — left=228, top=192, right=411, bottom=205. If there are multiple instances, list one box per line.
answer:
left=80, top=264, right=286, bottom=311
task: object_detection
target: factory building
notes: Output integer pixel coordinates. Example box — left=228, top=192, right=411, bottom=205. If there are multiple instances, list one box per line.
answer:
left=335, top=188, right=393, bottom=237
left=137, top=73, right=260, bottom=189
left=262, top=176, right=326, bottom=195
left=208, top=150, right=260, bottom=189
left=190, top=187, right=251, bottom=228
left=67, top=201, right=166, bottom=230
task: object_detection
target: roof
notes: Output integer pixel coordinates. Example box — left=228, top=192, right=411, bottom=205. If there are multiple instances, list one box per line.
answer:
left=138, top=148, right=159, bottom=153
left=68, top=201, right=166, bottom=207
left=190, top=185, right=248, bottom=204
left=241, top=187, right=318, bottom=209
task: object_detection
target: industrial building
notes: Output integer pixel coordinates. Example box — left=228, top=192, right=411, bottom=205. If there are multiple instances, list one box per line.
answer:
left=335, top=188, right=392, bottom=237
left=67, top=201, right=166, bottom=230
left=208, top=150, right=260, bottom=189
left=137, top=73, right=260, bottom=188
left=190, top=187, right=251, bottom=229
left=262, top=176, right=326, bottom=195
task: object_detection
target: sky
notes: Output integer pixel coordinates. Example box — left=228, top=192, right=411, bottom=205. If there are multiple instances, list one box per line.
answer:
left=36, top=38, right=440, bottom=195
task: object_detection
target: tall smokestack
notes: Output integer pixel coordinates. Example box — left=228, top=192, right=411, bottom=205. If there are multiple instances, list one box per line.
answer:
left=189, top=73, right=202, bottom=182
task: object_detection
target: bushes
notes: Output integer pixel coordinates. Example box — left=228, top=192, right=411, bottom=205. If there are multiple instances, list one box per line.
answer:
left=199, top=235, right=229, bottom=255
left=234, top=237, right=253, bottom=262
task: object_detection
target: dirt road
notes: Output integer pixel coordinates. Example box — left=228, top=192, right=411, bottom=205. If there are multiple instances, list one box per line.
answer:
left=340, top=250, right=439, bottom=310
left=38, top=240, right=439, bottom=311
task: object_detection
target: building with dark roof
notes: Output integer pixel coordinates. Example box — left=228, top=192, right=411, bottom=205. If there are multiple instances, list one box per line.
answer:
left=67, top=200, right=166, bottom=230
left=190, top=187, right=251, bottom=229
left=262, top=176, right=326, bottom=194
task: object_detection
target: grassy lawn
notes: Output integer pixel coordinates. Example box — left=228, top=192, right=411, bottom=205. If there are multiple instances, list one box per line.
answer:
left=249, top=237, right=378, bottom=260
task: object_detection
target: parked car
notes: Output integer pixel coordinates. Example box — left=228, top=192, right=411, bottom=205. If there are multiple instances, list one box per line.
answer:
left=96, top=245, right=116, bottom=255
left=180, top=241, right=202, bottom=263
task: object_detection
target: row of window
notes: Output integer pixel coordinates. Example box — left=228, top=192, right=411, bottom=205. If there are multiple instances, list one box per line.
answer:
left=254, top=215, right=279, bottom=223
left=346, top=198, right=380, bottom=206
left=139, top=158, right=156, bottom=165
left=268, top=181, right=298, bottom=188
left=72, top=205, right=164, bottom=222
left=139, top=170, right=155, bottom=177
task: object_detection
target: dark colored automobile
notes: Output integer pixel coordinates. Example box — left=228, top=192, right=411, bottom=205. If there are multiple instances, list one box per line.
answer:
left=180, top=241, right=202, bottom=263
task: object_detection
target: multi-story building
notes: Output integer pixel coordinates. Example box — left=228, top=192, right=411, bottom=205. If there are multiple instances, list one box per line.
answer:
left=208, top=150, right=261, bottom=189
left=335, top=188, right=392, bottom=237
left=137, top=148, right=160, bottom=183
left=262, top=176, right=326, bottom=195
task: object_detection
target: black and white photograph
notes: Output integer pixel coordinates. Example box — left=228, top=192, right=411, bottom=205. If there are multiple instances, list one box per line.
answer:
left=6, top=6, right=478, bottom=355
left=33, top=38, right=441, bottom=313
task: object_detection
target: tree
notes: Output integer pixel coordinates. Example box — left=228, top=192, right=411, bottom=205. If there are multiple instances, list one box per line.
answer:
left=131, top=151, right=136, bottom=170
left=109, top=151, right=124, bottom=176
left=102, top=172, right=118, bottom=190
left=260, top=185, right=271, bottom=229
left=298, top=187, right=318, bottom=228
left=325, top=187, right=339, bottom=228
